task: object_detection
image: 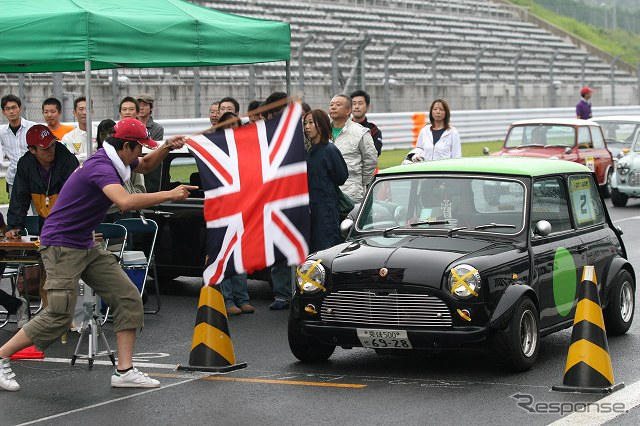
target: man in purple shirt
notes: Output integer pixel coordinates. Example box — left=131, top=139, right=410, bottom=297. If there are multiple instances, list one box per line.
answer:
left=0, top=118, right=197, bottom=392
left=576, top=86, right=593, bottom=120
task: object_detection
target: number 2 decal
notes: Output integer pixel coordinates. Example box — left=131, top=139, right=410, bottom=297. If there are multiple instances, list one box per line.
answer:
left=579, top=194, right=587, bottom=214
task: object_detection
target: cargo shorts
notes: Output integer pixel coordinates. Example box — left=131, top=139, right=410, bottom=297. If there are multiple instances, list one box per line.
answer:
left=23, top=245, right=144, bottom=351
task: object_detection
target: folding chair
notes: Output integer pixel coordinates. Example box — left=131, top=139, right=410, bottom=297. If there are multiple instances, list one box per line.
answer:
left=115, top=218, right=161, bottom=314
left=0, top=221, right=41, bottom=327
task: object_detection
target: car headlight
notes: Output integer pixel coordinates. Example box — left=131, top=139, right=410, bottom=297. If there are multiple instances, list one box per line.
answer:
left=617, top=162, right=630, bottom=175
left=448, top=264, right=481, bottom=298
left=296, top=260, right=326, bottom=294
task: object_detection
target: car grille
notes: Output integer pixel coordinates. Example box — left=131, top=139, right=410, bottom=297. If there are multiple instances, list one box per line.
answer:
left=320, top=290, right=452, bottom=328
left=630, top=172, right=640, bottom=186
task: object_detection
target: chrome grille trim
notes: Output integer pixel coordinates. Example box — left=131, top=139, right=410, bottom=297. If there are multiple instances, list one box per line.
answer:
left=320, top=290, right=453, bottom=328
left=630, top=172, right=640, bottom=186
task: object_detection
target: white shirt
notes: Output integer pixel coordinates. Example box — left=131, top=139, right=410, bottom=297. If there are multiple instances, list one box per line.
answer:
left=415, top=125, right=462, bottom=161
left=0, top=117, right=35, bottom=185
left=61, top=125, right=97, bottom=162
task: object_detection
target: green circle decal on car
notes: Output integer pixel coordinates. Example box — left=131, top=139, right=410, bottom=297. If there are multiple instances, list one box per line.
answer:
left=553, top=247, right=577, bottom=316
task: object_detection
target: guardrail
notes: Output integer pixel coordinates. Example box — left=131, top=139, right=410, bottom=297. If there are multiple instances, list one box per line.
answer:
left=157, top=105, right=640, bottom=150
left=3, top=105, right=640, bottom=178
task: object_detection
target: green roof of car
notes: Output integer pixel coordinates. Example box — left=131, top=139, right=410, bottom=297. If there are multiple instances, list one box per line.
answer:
left=379, top=157, right=591, bottom=177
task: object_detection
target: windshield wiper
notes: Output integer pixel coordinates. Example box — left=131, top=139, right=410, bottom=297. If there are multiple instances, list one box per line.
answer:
left=447, top=226, right=468, bottom=236
left=516, top=144, right=544, bottom=147
left=474, top=223, right=517, bottom=230
left=383, top=219, right=449, bottom=237
left=544, top=144, right=571, bottom=148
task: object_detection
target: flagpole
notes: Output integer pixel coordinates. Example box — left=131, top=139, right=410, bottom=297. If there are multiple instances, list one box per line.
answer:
left=195, top=96, right=295, bottom=135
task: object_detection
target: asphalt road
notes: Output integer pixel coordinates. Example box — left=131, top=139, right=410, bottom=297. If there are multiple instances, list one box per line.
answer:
left=1, top=199, right=640, bottom=425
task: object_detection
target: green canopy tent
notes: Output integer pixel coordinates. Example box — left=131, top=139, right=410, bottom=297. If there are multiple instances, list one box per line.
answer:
left=0, top=0, right=291, bottom=152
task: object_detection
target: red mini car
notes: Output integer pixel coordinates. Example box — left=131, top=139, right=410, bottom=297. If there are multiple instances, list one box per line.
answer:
left=490, top=119, right=613, bottom=196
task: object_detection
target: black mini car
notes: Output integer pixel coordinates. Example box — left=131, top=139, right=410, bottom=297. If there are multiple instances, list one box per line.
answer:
left=288, top=157, right=635, bottom=371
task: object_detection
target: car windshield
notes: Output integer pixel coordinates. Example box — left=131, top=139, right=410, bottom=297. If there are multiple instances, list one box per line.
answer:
left=505, top=125, right=575, bottom=148
left=596, top=121, right=638, bottom=146
left=357, top=176, right=526, bottom=235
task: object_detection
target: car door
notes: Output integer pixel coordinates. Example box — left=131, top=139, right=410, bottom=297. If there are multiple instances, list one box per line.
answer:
left=566, top=173, right=610, bottom=287
left=590, top=125, right=612, bottom=186
left=577, top=126, right=598, bottom=182
left=529, top=176, right=587, bottom=329
left=143, top=153, right=206, bottom=280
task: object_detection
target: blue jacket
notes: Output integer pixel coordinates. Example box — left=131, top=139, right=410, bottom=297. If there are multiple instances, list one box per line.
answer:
left=307, top=142, right=348, bottom=252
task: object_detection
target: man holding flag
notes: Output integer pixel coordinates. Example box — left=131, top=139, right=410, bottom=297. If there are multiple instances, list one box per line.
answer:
left=0, top=118, right=196, bottom=392
left=184, top=99, right=310, bottom=305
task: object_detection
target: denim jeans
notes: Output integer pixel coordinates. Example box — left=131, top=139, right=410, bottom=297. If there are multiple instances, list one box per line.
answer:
left=220, top=274, right=249, bottom=307
left=271, top=261, right=292, bottom=302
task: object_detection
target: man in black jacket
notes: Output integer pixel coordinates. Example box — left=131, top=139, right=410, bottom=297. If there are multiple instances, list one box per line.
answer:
left=350, top=89, right=383, bottom=156
left=5, top=125, right=79, bottom=237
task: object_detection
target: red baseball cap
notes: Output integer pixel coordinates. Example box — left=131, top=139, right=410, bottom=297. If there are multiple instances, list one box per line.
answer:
left=580, top=86, right=593, bottom=96
left=26, top=124, right=57, bottom=149
left=113, top=118, right=158, bottom=149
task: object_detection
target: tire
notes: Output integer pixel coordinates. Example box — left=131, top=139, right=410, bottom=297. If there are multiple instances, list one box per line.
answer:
left=288, top=317, right=335, bottom=362
left=490, top=297, right=540, bottom=372
left=599, top=170, right=613, bottom=198
left=604, top=270, right=635, bottom=336
left=611, top=189, right=628, bottom=207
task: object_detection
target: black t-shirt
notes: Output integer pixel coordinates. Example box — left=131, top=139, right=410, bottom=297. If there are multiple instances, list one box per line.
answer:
left=431, top=128, right=446, bottom=144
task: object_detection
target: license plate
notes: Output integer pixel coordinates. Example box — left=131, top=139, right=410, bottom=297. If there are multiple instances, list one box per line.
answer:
left=356, top=328, right=412, bottom=349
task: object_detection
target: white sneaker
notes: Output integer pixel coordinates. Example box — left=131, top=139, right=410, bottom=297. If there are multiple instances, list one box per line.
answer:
left=111, top=367, right=160, bottom=388
left=0, top=358, right=20, bottom=391
left=16, top=297, right=29, bottom=329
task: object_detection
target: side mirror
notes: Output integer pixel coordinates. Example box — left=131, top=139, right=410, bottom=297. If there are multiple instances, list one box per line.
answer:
left=482, top=147, right=490, bottom=155
left=534, top=220, right=552, bottom=237
left=340, top=218, right=354, bottom=239
left=616, top=225, right=624, bottom=235
left=564, top=147, right=572, bottom=155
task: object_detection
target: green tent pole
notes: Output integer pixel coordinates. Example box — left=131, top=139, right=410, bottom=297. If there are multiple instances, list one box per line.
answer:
left=85, top=60, right=92, bottom=158
left=286, top=60, right=291, bottom=95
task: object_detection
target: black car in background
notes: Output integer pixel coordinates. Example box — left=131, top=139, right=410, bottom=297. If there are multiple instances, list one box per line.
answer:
left=144, top=150, right=270, bottom=285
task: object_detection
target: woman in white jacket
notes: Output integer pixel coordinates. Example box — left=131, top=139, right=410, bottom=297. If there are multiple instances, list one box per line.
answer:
left=404, top=99, right=461, bottom=163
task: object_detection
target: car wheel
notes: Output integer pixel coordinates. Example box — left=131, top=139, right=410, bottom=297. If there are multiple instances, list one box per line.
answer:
left=288, top=316, right=335, bottom=362
left=490, top=297, right=539, bottom=372
left=604, top=270, right=635, bottom=336
left=611, top=189, right=628, bottom=207
left=599, top=170, right=613, bottom=198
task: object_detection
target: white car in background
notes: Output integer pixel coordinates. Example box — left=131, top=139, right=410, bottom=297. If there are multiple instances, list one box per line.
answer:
left=593, top=116, right=640, bottom=160
left=595, top=116, right=640, bottom=207
left=609, top=132, right=640, bottom=207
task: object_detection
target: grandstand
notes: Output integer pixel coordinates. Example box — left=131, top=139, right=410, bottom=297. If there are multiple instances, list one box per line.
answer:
left=0, top=0, right=637, bottom=120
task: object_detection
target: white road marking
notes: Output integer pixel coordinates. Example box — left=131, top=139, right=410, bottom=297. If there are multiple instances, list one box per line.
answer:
left=612, top=215, right=640, bottom=224
left=549, top=379, right=640, bottom=425
left=22, top=356, right=179, bottom=370
left=15, top=376, right=203, bottom=426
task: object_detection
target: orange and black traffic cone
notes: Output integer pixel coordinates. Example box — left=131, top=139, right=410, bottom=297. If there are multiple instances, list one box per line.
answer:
left=553, top=266, right=624, bottom=394
left=177, top=285, right=247, bottom=373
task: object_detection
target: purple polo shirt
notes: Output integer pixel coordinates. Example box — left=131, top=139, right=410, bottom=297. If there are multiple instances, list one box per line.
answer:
left=40, top=149, right=139, bottom=249
left=576, top=99, right=592, bottom=120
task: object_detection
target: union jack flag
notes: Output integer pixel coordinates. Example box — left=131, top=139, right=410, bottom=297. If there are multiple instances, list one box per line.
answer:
left=186, top=102, right=310, bottom=286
